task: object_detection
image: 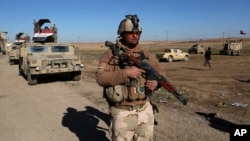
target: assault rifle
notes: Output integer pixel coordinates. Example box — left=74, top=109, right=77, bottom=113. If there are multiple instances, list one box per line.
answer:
left=105, top=41, right=188, bottom=105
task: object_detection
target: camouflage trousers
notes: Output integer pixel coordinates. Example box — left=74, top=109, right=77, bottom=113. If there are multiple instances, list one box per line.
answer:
left=109, top=101, right=154, bottom=141
left=204, top=59, right=211, bottom=68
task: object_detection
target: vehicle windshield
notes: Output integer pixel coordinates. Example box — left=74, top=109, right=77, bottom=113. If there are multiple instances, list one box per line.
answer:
left=164, top=49, right=171, bottom=52
left=51, top=46, right=69, bottom=52
left=29, top=46, right=48, bottom=53
left=11, top=46, right=18, bottom=50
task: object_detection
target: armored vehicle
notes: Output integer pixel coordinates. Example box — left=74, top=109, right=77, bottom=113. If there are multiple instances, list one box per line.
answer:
left=188, top=44, right=205, bottom=54
left=8, top=32, right=30, bottom=65
left=19, top=19, right=84, bottom=85
left=19, top=42, right=84, bottom=85
left=219, top=40, right=242, bottom=56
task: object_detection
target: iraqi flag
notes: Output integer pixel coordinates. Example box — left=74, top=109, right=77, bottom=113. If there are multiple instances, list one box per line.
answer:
left=240, top=30, right=246, bottom=35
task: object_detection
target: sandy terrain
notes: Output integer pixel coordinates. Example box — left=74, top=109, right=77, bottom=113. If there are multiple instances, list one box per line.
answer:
left=0, top=39, right=249, bottom=141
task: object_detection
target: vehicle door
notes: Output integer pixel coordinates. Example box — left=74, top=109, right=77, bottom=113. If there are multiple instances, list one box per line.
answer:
left=175, top=49, right=184, bottom=60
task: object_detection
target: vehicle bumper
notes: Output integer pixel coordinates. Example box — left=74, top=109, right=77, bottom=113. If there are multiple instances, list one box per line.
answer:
left=29, top=65, right=84, bottom=75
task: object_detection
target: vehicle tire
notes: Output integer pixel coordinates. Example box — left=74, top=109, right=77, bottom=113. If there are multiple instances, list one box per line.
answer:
left=72, top=71, right=81, bottom=81
left=27, top=71, right=37, bottom=85
left=18, top=58, right=23, bottom=76
left=168, top=56, right=173, bottom=62
left=237, top=51, right=241, bottom=56
left=184, top=55, right=189, bottom=61
left=10, top=60, right=14, bottom=65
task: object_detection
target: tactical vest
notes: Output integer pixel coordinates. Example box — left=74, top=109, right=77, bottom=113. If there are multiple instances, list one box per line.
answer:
left=104, top=50, right=152, bottom=104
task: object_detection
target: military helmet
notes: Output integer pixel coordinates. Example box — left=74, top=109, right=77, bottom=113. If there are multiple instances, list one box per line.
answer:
left=117, top=15, right=142, bottom=35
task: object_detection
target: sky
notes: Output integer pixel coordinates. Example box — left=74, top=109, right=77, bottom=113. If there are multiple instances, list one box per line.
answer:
left=0, top=0, right=249, bottom=43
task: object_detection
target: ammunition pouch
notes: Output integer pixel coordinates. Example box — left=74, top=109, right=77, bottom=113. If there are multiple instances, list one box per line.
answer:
left=105, top=85, right=127, bottom=103
left=126, top=75, right=146, bottom=101
left=104, top=77, right=147, bottom=103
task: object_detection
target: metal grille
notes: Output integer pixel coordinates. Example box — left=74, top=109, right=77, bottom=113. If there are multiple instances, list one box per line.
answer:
left=42, top=59, right=72, bottom=68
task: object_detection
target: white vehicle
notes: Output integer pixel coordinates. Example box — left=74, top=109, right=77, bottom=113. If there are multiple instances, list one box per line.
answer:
left=156, top=48, right=190, bottom=62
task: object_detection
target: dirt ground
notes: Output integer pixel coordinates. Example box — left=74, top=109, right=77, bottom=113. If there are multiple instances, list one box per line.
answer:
left=0, top=39, right=249, bottom=141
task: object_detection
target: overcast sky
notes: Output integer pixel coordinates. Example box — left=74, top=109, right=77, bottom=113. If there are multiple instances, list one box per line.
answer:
left=0, top=0, right=249, bottom=42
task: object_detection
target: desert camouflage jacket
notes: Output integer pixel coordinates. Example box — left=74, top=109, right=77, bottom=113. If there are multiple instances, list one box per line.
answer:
left=96, top=41, right=166, bottom=105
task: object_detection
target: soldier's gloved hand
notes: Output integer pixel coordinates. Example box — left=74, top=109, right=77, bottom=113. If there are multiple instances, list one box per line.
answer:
left=146, top=80, right=158, bottom=91
left=125, top=66, right=145, bottom=79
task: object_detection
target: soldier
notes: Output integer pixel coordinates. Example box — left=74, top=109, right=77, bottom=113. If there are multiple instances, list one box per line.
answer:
left=96, top=14, right=166, bottom=141
left=204, top=47, right=212, bottom=69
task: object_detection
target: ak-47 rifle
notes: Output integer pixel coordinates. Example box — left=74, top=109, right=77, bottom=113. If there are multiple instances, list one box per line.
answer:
left=105, top=41, right=188, bottom=105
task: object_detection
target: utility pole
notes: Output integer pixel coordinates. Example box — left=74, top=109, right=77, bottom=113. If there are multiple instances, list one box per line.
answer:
left=154, top=35, right=156, bottom=48
left=223, top=32, right=224, bottom=45
left=166, top=31, right=168, bottom=47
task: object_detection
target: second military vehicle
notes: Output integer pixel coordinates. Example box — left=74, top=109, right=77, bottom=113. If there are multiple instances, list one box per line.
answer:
left=8, top=32, right=30, bottom=65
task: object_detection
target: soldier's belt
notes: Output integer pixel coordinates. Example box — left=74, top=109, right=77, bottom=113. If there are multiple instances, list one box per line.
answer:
left=113, top=103, right=146, bottom=111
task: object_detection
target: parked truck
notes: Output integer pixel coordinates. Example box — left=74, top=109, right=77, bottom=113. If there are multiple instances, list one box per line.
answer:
left=219, top=40, right=242, bottom=56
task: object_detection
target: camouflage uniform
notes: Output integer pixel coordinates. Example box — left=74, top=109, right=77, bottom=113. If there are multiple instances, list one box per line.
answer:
left=96, top=15, right=166, bottom=141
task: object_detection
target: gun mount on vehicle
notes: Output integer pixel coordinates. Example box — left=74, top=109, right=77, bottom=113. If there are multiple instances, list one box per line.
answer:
left=32, top=19, right=57, bottom=43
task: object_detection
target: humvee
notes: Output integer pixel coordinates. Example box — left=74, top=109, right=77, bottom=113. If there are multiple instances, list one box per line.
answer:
left=19, top=19, right=84, bottom=85
left=8, top=32, right=30, bottom=65
left=219, top=40, right=242, bottom=56
left=188, top=44, right=205, bottom=54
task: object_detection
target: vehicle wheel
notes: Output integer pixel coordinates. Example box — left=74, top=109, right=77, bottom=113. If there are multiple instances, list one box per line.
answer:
left=27, top=71, right=37, bottom=85
left=237, top=51, right=241, bottom=56
left=18, top=57, right=23, bottom=75
left=168, top=56, right=173, bottom=62
left=72, top=71, right=81, bottom=81
left=184, top=55, right=189, bottom=61
left=18, top=66, right=23, bottom=76
left=10, top=60, right=14, bottom=65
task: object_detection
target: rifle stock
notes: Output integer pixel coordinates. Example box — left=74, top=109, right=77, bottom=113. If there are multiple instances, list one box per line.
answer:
left=105, top=41, right=188, bottom=105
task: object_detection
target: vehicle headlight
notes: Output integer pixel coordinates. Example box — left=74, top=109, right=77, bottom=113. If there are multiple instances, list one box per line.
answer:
left=35, top=67, right=40, bottom=71
left=74, top=58, right=80, bottom=61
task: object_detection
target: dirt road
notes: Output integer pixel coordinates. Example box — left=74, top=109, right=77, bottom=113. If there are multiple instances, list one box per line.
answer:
left=0, top=55, right=109, bottom=141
